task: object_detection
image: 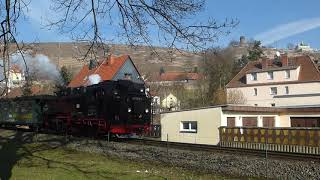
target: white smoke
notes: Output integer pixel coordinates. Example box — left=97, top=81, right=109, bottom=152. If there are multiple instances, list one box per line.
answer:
left=255, top=17, right=320, bottom=45
left=3, top=51, right=60, bottom=80
left=88, top=74, right=101, bottom=85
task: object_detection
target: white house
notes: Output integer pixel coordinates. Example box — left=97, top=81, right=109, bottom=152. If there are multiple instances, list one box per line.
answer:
left=226, top=55, right=320, bottom=107
left=161, top=93, right=180, bottom=111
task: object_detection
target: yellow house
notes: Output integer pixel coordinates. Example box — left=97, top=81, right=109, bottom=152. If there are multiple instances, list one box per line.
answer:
left=161, top=105, right=320, bottom=145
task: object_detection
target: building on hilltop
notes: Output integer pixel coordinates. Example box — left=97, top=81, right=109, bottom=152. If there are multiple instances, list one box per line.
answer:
left=295, top=42, right=313, bottom=52
left=68, top=55, right=144, bottom=88
left=226, top=54, right=320, bottom=107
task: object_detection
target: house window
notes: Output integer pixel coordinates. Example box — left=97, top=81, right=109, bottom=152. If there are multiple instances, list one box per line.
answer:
left=263, top=117, right=275, bottom=127
left=242, top=117, right=258, bottom=127
left=270, top=87, right=277, bottom=95
left=285, top=70, right=290, bottom=79
left=253, top=88, right=257, bottom=96
left=227, top=117, right=235, bottom=127
left=251, top=73, right=257, bottom=81
left=180, top=121, right=197, bottom=133
left=267, top=72, right=274, bottom=80
left=271, top=103, right=275, bottom=107
left=285, top=86, right=289, bottom=94
left=124, top=73, right=132, bottom=80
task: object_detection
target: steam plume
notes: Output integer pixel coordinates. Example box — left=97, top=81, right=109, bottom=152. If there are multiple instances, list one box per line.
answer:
left=0, top=51, right=59, bottom=80
left=88, top=74, right=101, bottom=85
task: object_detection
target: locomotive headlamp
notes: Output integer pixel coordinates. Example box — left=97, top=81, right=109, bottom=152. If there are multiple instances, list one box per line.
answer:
left=140, top=88, right=144, bottom=92
left=113, top=90, right=118, bottom=95
left=128, top=108, right=132, bottom=112
left=145, top=109, right=149, bottom=113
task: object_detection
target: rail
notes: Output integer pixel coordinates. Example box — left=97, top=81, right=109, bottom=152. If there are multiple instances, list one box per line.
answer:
left=122, top=138, right=320, bottom=161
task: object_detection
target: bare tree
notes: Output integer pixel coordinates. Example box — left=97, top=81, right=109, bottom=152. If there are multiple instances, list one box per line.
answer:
left=201, top=47, right=236, bottom=103
left=0, top=0, right=30, bottom=96
left=48, top=0, right=238, bottom=60
left=227, top=89, right=246, bottom=104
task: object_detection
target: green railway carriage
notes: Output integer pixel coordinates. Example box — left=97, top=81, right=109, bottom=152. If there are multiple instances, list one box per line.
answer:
left=0, top=95, right=54, bottom=129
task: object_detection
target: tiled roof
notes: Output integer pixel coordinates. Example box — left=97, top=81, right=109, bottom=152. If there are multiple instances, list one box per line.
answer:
left=68, top=55, right=129, bottom=88
left=227, top=55, right=320, bottom=88
left=5, top=86, right=44, bottom=98
left=10, top=64, right=23, bottom=73
left=148, top=72, right=202, bottom=82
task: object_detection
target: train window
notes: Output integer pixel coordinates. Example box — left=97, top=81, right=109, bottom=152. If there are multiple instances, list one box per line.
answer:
left=76, top=104, right=80, bottom=109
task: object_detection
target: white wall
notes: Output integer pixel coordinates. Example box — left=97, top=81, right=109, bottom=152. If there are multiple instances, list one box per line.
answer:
left=161, top=107, right=222, bottom=145
left=246, top=67, right=299, bottom=84
left=221, top=112, right=281, bottom=127
left=228, top=82, right=320, bottom=107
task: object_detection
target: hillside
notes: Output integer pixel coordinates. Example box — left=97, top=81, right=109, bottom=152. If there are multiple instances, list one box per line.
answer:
left=28, top=42, right=202, bottom=76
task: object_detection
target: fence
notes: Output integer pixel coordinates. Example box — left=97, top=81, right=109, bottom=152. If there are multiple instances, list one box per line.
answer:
left=145, top=125, right=161, bottom=138
left=219, top=127, right=320, bottom=154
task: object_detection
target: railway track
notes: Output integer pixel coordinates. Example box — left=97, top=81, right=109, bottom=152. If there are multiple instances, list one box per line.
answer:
left=2, top=128, right=319, bottom=161
left=121, top=138, right=320, bottom=161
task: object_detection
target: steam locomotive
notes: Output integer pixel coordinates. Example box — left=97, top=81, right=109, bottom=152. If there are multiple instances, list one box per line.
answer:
left=0, top=80, right=151, bottom=137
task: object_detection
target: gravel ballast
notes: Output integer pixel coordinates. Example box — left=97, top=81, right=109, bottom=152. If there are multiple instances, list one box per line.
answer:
left=26, top=132, right=320, bottom=179
left=59, top=138, right=320, bottom=179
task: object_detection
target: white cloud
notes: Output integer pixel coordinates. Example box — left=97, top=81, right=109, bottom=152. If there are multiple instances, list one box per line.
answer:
left=254, top=17, right=320, bottom=45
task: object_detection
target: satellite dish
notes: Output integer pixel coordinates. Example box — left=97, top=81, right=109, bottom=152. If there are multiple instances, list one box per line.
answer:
left=276, top=51, right=280, bottom=57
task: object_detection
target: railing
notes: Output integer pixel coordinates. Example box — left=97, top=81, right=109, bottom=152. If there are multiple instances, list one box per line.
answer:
left=219, top=127, right=320, bottom=154
left=219, top=127, right=320, bottom=147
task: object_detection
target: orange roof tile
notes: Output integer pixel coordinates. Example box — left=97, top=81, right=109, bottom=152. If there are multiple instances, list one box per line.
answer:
left=5, top=85, right=43, bottom=98
left=149, top=72, right=202, bottom=82
left=68, top=55, right=129, bottom=88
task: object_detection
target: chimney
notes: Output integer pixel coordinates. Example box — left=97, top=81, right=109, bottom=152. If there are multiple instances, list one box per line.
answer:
left=280, top=54, right=288, bottom=66
left=261, top=58, right=268, bottom=69
left=109, top=55, right=115, bottom=65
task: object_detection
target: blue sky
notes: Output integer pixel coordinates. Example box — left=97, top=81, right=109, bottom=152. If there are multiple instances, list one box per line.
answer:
left=16, top=0, right=320, bottom=49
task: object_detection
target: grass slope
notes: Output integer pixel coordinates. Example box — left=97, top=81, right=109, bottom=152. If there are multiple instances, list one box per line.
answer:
left=0, top=130, right=228, bottom=180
